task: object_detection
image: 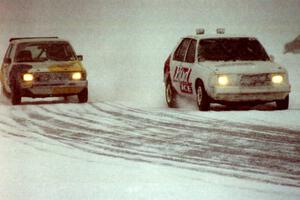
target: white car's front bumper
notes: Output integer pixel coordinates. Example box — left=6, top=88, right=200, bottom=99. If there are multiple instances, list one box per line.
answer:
left=210, top=84, right=291, bottom=102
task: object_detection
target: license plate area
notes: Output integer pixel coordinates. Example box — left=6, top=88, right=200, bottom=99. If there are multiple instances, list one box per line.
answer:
left=240, top=74, right=271, bottom=87
left=35, top=73, right=70, bottom=82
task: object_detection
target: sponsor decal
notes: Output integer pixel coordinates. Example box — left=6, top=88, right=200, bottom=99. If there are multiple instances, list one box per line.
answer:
left=48, top=61, right=83, bottom=72
left=173, top=66, right=193, bottom=94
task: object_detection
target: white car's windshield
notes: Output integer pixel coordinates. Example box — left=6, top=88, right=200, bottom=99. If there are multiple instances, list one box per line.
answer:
left=198, top=38, right=270, bottom=62
left=15, top=41, right=77, bottom=62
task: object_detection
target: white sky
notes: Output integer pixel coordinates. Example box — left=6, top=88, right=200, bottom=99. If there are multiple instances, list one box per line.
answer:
left=1, top=0, right=300, bottom=33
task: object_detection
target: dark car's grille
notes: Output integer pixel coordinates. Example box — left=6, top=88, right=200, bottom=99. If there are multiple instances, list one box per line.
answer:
left=240, top=73, right=271, bottom=87
left=34, top=72, right=70, bottom=82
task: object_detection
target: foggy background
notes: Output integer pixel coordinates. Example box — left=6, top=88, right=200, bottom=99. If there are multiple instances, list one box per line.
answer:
left=1, top=0, right=300, bottom=107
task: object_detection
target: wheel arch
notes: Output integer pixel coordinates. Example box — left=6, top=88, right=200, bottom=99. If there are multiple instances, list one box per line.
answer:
left=195, top=78, right=204, bottom=91
left=195, top=77, right=212, bottom=100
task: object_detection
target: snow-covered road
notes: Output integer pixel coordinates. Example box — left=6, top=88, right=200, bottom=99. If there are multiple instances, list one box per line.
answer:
left=1, top=101, right=299, bottom=192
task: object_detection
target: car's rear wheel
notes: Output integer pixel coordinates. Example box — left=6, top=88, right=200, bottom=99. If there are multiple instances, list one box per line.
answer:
left=165, top=79, right=177, bottom=108
left=196, top=81, right=210, bottom=111
left=78, top=87, right=88, bottom=103
left=11, top=83, right=21, bottom=105
left=276, top=95, right=289, bottom=110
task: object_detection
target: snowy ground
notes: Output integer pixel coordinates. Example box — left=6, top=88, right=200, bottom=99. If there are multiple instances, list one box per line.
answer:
left=0, top=102, right=300, bottom=200
left=1, top=0, right=300, bottom=199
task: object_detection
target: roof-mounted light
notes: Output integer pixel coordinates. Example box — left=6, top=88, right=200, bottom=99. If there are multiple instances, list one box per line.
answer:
left=196, top=28, right=205, bottom=35
left=216, top=28, right=225, bottom=34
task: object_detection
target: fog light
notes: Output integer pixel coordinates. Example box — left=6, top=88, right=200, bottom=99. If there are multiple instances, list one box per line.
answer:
left=272, top=75, right=283, bottom=84
left=218, top=75, right=229, bottom=86
left=72, top=72, right=82, bottom=80
left=23, top=73, right=33, bottom=81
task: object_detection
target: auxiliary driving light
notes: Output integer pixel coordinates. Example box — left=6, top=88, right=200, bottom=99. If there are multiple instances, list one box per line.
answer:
left=72, top=72, right=82, bottom=80
left=23, top=73, right=33, bottom=81
left=218, top=75, right=229, bottom=86
left=272, top=75, right=283, bottom=84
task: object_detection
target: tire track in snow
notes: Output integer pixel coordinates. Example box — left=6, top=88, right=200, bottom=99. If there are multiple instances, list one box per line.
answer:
left=1, top=102, right=300, bottom=188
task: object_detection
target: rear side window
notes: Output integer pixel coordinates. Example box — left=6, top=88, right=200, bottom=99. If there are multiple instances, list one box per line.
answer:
left=173, top=38, right=191, bottom=62
left=185, top=39, right=196, bottom=63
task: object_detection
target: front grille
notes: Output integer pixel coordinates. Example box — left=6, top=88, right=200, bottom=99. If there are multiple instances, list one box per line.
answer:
left=34, top=72, right=70, bottom=82
left=240, top=73, right=271, bottom=87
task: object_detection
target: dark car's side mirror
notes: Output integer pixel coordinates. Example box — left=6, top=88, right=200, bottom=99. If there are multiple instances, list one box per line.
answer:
left=77, top=55, right=83, bottom=61
left=4, top=58, right=12, bottom=64
left=269, top=55, right=275, bottom=62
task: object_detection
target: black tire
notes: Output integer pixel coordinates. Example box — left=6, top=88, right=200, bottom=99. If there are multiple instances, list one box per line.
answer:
left=78, top=87, right=88, bottom=103
left=196, top=81, right=210, bottom=111
left=11, top=83, right=21, bottom=105
left=276, top=95, right=289, bottom=110
left=165, top=79, right=177, bottom=108
left=63, top=96, right=69, bottom=102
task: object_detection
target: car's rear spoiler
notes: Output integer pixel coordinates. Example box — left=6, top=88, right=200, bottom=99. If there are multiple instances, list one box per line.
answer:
left=9, top=37, right=59, bottom=42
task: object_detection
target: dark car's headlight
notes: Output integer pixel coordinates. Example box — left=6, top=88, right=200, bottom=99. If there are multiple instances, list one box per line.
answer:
left=23, top=73, right=34, bottom=81
left=72, top=72, right=82, bottom=80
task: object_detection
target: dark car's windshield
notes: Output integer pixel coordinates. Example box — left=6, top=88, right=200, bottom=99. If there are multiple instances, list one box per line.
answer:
left=15, top=41, right=77, bottom=62
left=198, top=38, right=270, bottom=62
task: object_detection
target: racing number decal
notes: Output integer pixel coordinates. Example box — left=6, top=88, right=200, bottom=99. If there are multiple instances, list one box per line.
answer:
left=173, top=66, right=193, bottom=94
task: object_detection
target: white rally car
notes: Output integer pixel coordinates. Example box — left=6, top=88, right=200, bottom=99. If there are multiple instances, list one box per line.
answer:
left=164, top=29, right=291, bottom=110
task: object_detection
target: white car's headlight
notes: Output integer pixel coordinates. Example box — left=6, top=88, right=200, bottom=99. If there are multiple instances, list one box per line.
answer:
left=272, top=74, right=283, bottom=84
left=72, top=72, right=82, bottom=80
left=218, top=75, right=229, bottom=86
left=23, top=73, right=33, bottom=81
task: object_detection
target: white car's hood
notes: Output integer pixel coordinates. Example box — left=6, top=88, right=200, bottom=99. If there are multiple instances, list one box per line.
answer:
left=200, top=61, right=286, bottom=74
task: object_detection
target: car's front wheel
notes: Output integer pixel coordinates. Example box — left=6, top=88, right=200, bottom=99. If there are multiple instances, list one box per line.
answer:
left=276, top=95, right=289, bottom=110
left=11, top=83, right=21, bottom=105
left=165, top=80, right=177, bottom=108
left=196, top=81, right=210, bottom=111
left=78, top=87, right=88, bottom=103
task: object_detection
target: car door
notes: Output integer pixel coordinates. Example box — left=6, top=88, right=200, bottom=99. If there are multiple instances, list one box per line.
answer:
left=170, top=38, right=191, bottom=93
left=1, top=44, right=13, bottom=92
left=180, top=39, right=197, bottom=96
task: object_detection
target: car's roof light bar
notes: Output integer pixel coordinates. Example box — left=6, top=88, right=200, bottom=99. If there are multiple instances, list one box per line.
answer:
left=196, top=28, right=205, bottom=35
left=216, top=28, right=225, bottom=34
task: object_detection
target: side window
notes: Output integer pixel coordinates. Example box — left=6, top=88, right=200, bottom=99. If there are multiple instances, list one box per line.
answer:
left=185, top=39, right=196, bottom=63
left=173, top=38, right=191, bottom=62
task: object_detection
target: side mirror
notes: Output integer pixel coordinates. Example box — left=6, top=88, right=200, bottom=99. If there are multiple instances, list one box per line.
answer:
left=77, top=55, right=83, bottom=61
left=269, top=55, right=275, bottom=62
left=4, top=58, right=12, bottom=64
